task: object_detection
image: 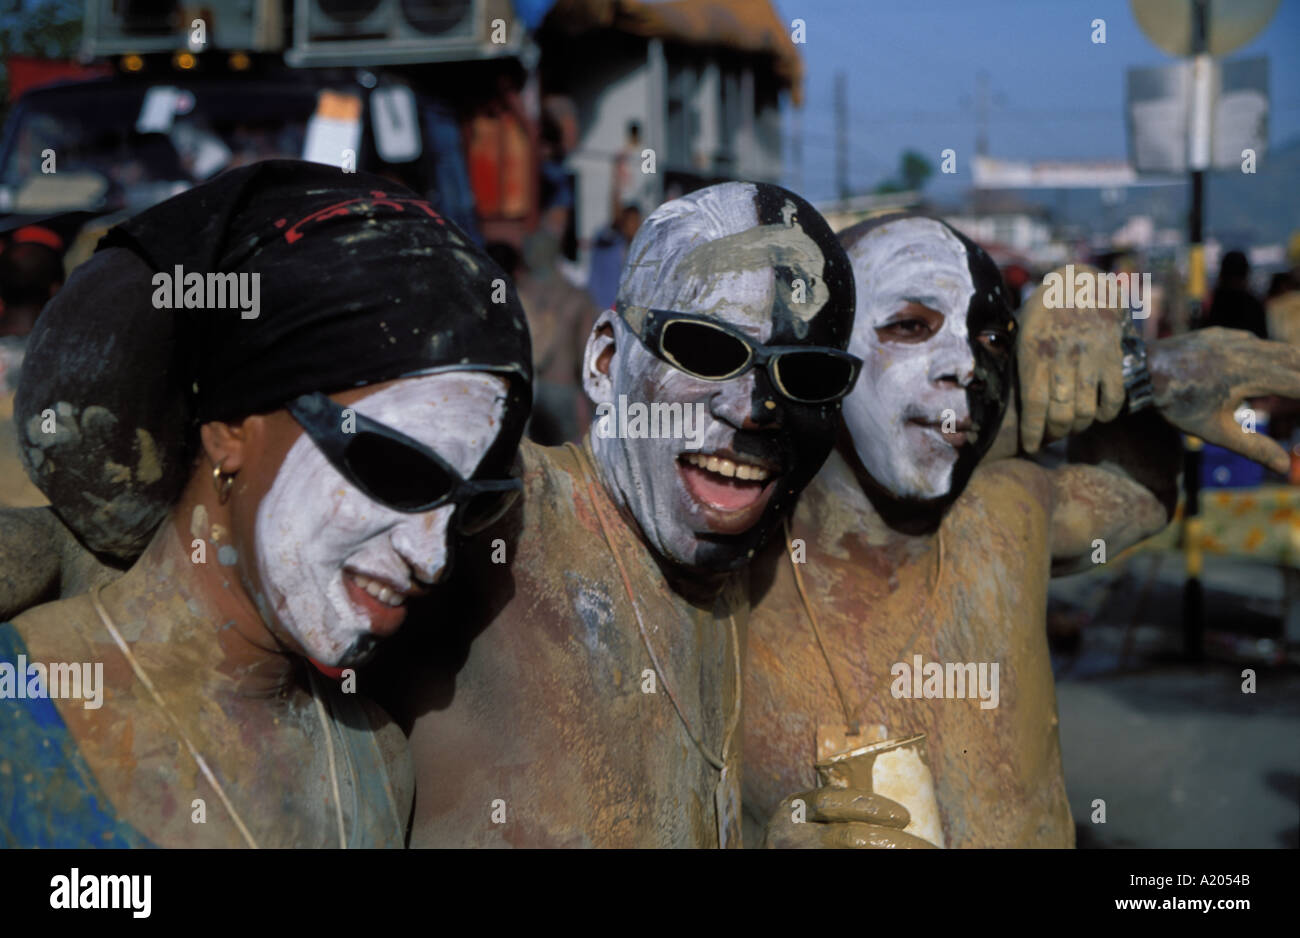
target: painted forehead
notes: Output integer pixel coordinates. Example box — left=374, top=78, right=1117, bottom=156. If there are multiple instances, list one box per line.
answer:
left=617, top=184, right=832, bottom=339
left=344, top=372, right=507, bottom=472
left=851, top=218, right=974, bottom=324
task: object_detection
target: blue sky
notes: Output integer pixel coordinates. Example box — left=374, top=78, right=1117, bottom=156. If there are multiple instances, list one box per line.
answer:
left=771, top=0, right=1300, bottom=202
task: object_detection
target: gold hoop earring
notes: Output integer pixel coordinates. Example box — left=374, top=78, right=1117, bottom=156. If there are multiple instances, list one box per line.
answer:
left=212, top=459, right=235, bottom=505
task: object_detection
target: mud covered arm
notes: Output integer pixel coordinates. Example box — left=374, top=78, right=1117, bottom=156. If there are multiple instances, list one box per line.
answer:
left=0, top=506, right=122, bottom=619
left=1146, top=328, right=1300, bottom=474
left=1046, top=329, right=1300, bottom=570
left=0, top=507, right=62, bottom=617
left=1046, top=410, right=1181, bottom=574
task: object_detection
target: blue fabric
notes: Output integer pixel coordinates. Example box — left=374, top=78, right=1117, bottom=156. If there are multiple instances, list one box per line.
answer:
left=511, top=0, right=557, bottom=30
left=421, top=100, right=483, bottom=245
left=0, top=622, right=151, bottom=848
left=587, top=228, right=627, bottom=312
left=540, top=160, right=574, bottom=211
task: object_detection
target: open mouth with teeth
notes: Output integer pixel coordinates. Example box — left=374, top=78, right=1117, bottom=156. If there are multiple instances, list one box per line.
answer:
left=343, top=569, right=419, bottom=639
left=677, top=450, right=780, bottom=535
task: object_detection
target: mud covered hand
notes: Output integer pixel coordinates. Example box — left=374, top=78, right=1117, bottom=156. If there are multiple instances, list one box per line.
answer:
left=1018, top=264, right=1128, bottom=453
left=764, top=786, right=936, bottom=849
left=1149, top=328, right=1300, bottom=474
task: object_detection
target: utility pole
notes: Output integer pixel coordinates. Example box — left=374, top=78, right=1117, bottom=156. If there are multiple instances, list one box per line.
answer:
left=1128, top=0, right=1280, bottom=666
left=1183, top=0, right=1210, bottom=662
left=1187, top=0, right=1209, bottom=320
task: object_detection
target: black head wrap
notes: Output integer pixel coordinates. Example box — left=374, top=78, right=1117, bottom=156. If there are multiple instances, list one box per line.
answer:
left=16, top=160, right=532, bottom=561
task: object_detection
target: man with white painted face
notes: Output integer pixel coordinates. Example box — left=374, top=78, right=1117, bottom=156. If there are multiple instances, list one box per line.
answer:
left=0, top=162, right=532, bottom=847
left=395, top=182, right=861, bottom=847
left=747, top=212, right=1300, bottom=848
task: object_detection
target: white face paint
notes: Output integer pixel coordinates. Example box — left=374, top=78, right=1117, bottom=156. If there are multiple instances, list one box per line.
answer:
left=588, top=184, right=789, bottom=570
left=253, top=372, right=508, bottom=666
left=589, top=305, right=777, bottom=570
left=842, top=218, right=977, bottom=499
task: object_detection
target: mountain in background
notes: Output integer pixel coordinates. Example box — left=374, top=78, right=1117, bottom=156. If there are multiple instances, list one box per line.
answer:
left=1202, top=134, right=1300, bottom=248
left=1008, top=135, right=1300, bottom=251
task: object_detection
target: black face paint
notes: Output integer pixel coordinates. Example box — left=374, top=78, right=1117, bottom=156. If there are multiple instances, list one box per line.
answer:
left=733, top=183, right=858, bottom=564
left=950, top=224, right=1017, bottom=500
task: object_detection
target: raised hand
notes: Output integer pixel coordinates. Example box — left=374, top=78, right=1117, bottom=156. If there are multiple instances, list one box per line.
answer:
left=1018, top=264, right=1128, bottom=453
left=1149, top=327, right=1300, bottom=474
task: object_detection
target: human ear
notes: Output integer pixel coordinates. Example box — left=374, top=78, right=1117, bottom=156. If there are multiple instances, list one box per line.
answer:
left=199, top=417, right=258, bottom=475
left=582, top=309, right=619, bottom=406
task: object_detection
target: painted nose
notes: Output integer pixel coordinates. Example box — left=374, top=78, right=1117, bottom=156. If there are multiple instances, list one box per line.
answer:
left=715, top=368, right=786, bottom=431
left=929, top=333, right=976, bottom=389
left=391, top=504, right=456, bottom=585
left=711, top=370, right=761, bottom=428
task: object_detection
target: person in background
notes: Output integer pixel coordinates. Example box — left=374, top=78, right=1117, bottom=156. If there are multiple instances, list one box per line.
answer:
left=0, top=226, right=65, bottom=507
left=488, top=235, right=600, bottom=444
left=422, top=98, right=485, bottom=245
left=586, top=203, right=641, bottom=313
left=539, top=95, right=578, bottom=242
left=1000, top=263, right=1033, bottom=309
left=0, top=227, right=64, bottom=342
left=611, top=120, right=644, bottom=219
left=1201, top=250, right=1268, bottom=338
left=1263, top=270, right=1300, bottom=455
left=1265, top=270, right=1300, bottom=348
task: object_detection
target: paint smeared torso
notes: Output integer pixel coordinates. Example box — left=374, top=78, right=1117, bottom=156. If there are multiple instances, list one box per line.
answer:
left=744, top=449, right=1073, bottom=848
left=401, top=439, right=746, bottom=847
left=3, top=591, right=411, bottom=848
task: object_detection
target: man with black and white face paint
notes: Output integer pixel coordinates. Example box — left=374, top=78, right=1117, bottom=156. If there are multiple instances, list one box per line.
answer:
left=586, top=182, right=860, bottom=571
left=398, top=182, right=861, bottom=848
left=747, top=211, right=1300, bottom=849
left=841, top=215, right=1014, bottom=503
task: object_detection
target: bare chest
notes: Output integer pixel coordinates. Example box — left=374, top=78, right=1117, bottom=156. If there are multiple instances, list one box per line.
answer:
left=745, top=508, right=1071, bottom=846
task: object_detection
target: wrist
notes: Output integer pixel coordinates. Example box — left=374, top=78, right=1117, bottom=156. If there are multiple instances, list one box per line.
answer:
left=1119, top=316, right=1156, bottom=414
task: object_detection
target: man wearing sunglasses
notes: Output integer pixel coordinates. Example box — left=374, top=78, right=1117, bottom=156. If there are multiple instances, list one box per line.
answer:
left=745, top=212, right=1300, bottom=848
left=2, top=162, right=533, bottom=847
left=400, top=182, right=860, bottom=847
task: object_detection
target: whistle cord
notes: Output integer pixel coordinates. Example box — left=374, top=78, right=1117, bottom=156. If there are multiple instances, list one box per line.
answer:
left=91, top=585, right=260, bottom=849
left=783, top=517, right=945, bottom=737
left=306, top=667, right=349, bottom=849
left=565, top=442, right=741, bottom=776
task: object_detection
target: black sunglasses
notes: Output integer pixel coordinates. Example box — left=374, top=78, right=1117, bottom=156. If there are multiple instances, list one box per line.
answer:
left=631, top=308, right=863, bottom=404
left=285, top=391, right=522, bottom=535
